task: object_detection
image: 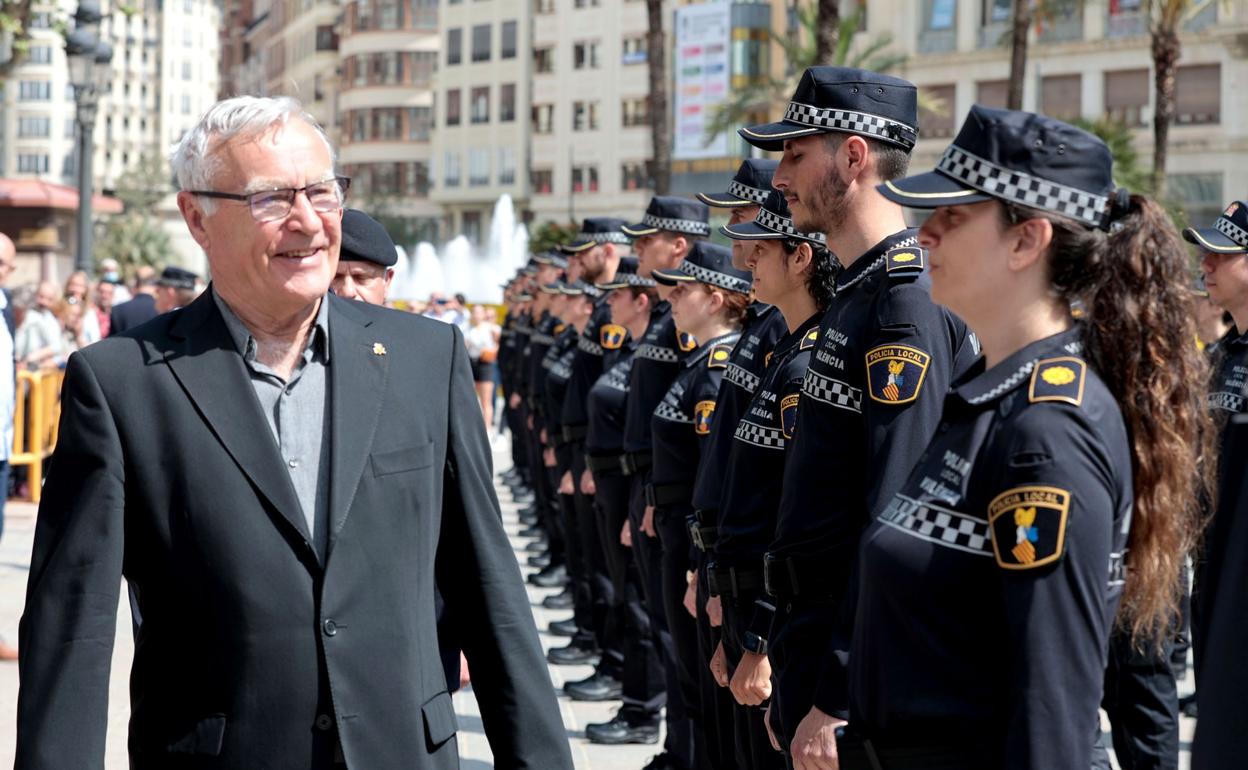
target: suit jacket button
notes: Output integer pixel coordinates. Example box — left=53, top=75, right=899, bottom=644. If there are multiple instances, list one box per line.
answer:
left=315, top=714, right=334, bottom=731
left=323, top=619, right=338, bottom=637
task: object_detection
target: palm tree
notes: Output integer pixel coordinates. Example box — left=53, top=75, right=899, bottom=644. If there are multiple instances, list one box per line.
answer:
left=0, top=0, right=36, bottom=79
left=645, top=0, right=670, bottom=194
left=1006, top=0, right=1032, bottom=109
left=816, top=0, right=840, bottom=64
left=1146, top=0, right=1196, bottom=200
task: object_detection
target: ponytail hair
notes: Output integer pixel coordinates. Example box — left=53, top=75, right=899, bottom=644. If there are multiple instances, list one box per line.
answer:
left=783, top=238, right=839, bottom=312
left=1003, top=195, right=1217, bottom=646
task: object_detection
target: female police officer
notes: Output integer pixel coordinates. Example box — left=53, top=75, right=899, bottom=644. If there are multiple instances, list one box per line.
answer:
left=708, top=190, right=834, bottom=768
left=839, top=105, right=1214, bottom=769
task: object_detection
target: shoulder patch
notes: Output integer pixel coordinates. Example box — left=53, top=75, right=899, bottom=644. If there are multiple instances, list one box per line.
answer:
left=600, top=323, right=627, bottom=350
left=800, top=328, right=819, bottom=351
left=865, top=344, right=931, bottom=405
left=885, top=246, right=925, bottom=280
left=708, top=345, right=732, bottom=369
left=988, top=486, right=1071, bottom=570
left=1029, top=356, right=1087, bottom=406
left=554, top=323, right=566, bottom=334
left=780, top=393, right=800, bottom=439
left=677, top=330, right=697, bottom=352
left=694, top=400, right=716, bottom=435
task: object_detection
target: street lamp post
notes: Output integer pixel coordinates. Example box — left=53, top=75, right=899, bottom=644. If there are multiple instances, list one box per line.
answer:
left=65, top=0, right=112, bottom=274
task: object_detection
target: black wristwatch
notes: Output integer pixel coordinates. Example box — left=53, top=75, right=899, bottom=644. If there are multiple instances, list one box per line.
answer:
left=743, top=631, right=769, bottom=656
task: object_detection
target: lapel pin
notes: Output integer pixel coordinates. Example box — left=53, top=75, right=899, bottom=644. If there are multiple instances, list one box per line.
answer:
left=372, top=342, right=387, bottom=356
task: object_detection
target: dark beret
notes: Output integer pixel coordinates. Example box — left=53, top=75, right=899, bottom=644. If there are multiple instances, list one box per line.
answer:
left=340, top=209, right=398, bottom=268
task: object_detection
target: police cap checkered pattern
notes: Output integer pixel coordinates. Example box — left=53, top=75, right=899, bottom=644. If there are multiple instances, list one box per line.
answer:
left=1184, top=200, right=1248, bottom=254
left=652, top=241, right=752, bottom=295
left=722, top=190, right=826, bottom=245
left=622, top=196, right=711, bottom=237
left=697, top=159, right=779, bottom=208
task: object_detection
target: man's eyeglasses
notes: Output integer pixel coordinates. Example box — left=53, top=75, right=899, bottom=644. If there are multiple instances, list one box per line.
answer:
left=189, top=176, right=351, bottom=223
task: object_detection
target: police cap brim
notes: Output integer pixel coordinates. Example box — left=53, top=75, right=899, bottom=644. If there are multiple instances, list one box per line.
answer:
left=876, top=171, right=995, bottom=209
left=1183, top=227, right=1248, bottom=254
left=737, top=121, right=825, bottom=152
left=621, top=221, right=659, bottom=238
left=696, top=191, right=754, bottom=208
left=651, top=267, right=696, bottom=286
left=721, top=220, right=782, bottom=241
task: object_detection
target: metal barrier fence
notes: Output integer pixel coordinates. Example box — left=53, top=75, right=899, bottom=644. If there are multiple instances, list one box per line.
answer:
left=10, top=368, right=64, bottom=503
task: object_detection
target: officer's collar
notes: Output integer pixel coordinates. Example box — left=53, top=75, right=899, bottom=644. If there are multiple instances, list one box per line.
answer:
left=745, top=301, right=775, bottom=324
left=652, top=299, right=671, bottom=317
left=774, top=311, right=823, bottom=356
left=835, top=229, right=919, bottom=293
left=1227, top=325, right=1248, bottom=348
left=684, top=330, right=742, bottom=367
left=952, top=326, right=1084, bottom=406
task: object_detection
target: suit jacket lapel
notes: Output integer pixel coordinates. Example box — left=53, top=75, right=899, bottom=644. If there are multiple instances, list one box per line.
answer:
left=163, top=291, right=313, bottom=548
left=326, top=295, right=388, bottom=553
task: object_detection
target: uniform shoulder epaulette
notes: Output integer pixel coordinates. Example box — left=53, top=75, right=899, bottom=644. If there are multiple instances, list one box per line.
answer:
left=885, top=246, right=925, bottom=281
left=799, top=328, right=819, bottom=351
left=707, top=344, right=732, bottom=369
left=554, top=323, right=566, bottom=334
left=1028, top=356, right=1087, bottom=406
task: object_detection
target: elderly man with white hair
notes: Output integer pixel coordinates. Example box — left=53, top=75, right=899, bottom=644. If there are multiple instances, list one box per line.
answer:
left=15, top=96, right=573, bottom=770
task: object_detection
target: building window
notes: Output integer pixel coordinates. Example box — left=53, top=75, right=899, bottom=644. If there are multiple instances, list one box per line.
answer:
left=17, top=116, right=51, bottom=137
left=1103, top=69, right=1149, bottom=128
left=471, top=24, right=491, bottom=62
left=408, top=106, right=433, bottom=140
left=447, top=88, right=462, bottom=126
left=1170, top=173, right=1223, bottom=228
left=377, top=0, right=401, bottom=29
left=575, top=0, right=600, bottom=7
left=27, top=45, right=52, bottom=64
left=501, top=20, right=517, bottom=59
left=621, top=161, right=649, bottom=191
left=315, top=25, right=338, bottom=51
left=621, top=97, right=648, bottom=128
left=447, top=28, right=462, bottom=65
left=531, top=168, right=554, bottom=194
left=352, top=111, right=368, bottom=142
left=406, top=161, right=431, bottom=196
left=463, top=211, right=482, bottom=244
left=918, top=84, right=956, bottom=139
left=622, top=36, right=647, bottom=64
left=471, top=86, right=490, bottom=124
left=976, top=79, right=1008, bottom=109
left=182, top=61, right=192, bottom=80
left=534, top=47, right=554, bottom=73
left=1037, top=0, right=1082, bottom=43
left=469, top=148, right=490, bottom=187
left=982, top=0, right=1010, bottom=24
left=498, top=147, right=516, bottom=185
left=532, top=103, right=555, bottom=134
left=571, top=165, right=599, bottom=193
left=500, top=84, right=516, bottom=122
left=181, top=93, right=192, bottom=114
left=1040, top=74, right=1081, bottom=122
left=375, top=109, right=402, bottom=139
left=410, top=0, right=437, bottom=28
left=17, top=153, right=50, bottom=174
left=1175, top=64, right=1220, bottom=125
left=29, top=12, right=51, bottom=28
left=535, top=0, right=555, bottom=13
left=573, top=101, right=599, bottom=131
left=65, top=118, right=75, bottom=138
left=574, top=41, right=600, bottom=70
left=444, top=152, right=461, bottom=187
left=919, top=0, right=957, bottom=54
left=356, top=0, right=374, bottom=30
left=18, top=80, right=50, bottom=101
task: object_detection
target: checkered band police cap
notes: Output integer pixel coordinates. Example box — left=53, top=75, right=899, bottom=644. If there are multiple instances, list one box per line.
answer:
left=560, top=217, right=631, bottom=253
left=740, top=67, right=919, bottom=152
left=597, top=256, right=659, bottom=289
left=722, top=190, right=826, bottom=245
left=879, top=105, right=1117, bottom=230
left=652, top=241, right=752, bottom=295
left=561, top=280, right=604, bottom=298
left=1184, top=201, right=1248, bottom=254
left=697, top=159, right=779, bottom=208
left=623, top=196, right=711, bottom=237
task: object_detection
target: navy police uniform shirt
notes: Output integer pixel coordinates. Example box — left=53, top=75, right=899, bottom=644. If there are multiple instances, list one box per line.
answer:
left=773, top=231, right=979, bottom=557
left=649, top=332, right=741, bottom=493
left=527, top=313, right=561, bottom=415
left=691, top=303, right=788, bottom=514
left=1207, top=327, right=1248, bottom=419
left=587, top=338, right=638, bottom=457
left=544, top=326, right=580, bottom=467
left=850, top=327, right=1130, bottom=769
left=562, top=296, right=627, bottom=430
left=623, top=302, right=693, bottom=455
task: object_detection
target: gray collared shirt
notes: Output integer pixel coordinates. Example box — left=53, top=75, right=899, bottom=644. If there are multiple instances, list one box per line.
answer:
left=213, top=288, right=332, bottom=558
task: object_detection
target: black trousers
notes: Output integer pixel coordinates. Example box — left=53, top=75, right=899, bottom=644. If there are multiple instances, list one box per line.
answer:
left=572, top=447, right=622, bottom=675
left=1098, top=627, right=1179, bottom=769
left=596, top=469, right=665, bottom=711
left=698, top=569, right=747, bottom=770
left=769, top=600, right=840, bottom=749
left=526, top=422, right=565, bottom=567
left=630, top=472, right=694, bottom=769
left=557, top=464, right=596, bottom=646
left=721, top=596, right=786, bottom=769
left=505, top=399, right=529, bottom=484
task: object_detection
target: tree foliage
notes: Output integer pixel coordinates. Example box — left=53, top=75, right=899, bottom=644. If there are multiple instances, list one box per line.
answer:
left=528, top=221, right=578, bottom=255
left=94, top=154, right=174, bottom=275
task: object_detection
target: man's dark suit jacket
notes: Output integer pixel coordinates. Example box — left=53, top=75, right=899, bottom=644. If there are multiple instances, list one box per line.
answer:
left=16, top=290, right=573, bottom=769
left=109, top=292, right=158, bottom=335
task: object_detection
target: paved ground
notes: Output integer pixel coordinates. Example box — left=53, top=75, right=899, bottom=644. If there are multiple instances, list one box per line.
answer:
left=0, top=436, right=1196, bottom=768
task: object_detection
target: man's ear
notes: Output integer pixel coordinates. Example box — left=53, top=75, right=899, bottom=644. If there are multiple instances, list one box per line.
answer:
left=839, top=135, right=871, bottom=184
left=177, top=191, right=211, bottom=250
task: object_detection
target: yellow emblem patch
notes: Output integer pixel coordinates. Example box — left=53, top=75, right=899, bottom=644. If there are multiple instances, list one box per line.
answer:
left=600, top=323, right=626, bottom=350
left=372, top=342, right=387, bottom=356
left=865, top=344, right=931, bottom=405
left=885, top=246, right=925, bottom=274
left=1029, top=357, right=1086, bottom=406
left=554, top=323, right=567, bottom=334
left=708, top=346, right=731, bottom=369
left=800, top=328, right=819, bottom=350
left=677, top=330, right=697, bottom=352
left=694, top=400, right=716, bottom=435
left=988, top=486, right=1072, bottom=570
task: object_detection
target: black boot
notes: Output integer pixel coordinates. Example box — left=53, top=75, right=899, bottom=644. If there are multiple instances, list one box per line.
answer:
left=585, top=707, right=660, bottom=745
left=565, top=671, right=623, bottom=702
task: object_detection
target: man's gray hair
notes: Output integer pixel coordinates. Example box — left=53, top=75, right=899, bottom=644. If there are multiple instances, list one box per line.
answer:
left=170, top=96, right=336, bottom=210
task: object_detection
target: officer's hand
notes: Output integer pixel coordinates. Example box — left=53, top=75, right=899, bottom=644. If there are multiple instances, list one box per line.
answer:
left=620, top=521, right=632, bottom=548
left=580, top=468, right=596, bottom=496
left=705, top=595, right=723, bottom=627
left=764, top=703, right=782, bottom=753
left=642, top=505, right=657, bottom=537
left=509, top=393, right=521, bottom=408
left=558, top=471, right=574, bottom=495
left=543, top=447, right=556, bottom=468
left=527, top=414, right=534, bottom=430
left=709, top=641, right=730, bottom=687
left=540, top=428, right=547, bottom=443
left=730, top=650, right=772, bottom=706
left=682, top=571, right=698, bottom=618
left=790, top=706, right=845, bottom=770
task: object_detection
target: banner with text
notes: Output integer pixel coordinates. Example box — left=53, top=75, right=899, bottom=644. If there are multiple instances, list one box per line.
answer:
left=673, top=1, right=732, bottom=160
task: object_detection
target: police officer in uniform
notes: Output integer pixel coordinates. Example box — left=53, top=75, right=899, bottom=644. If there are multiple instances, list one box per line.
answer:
left=648, top=242, right=751, bottom=769
left=739, top=67, right=980, bottom=759
left=499, top=272, right=535, bottom=503
left=842, top=105, right=1212, bottom=768
left=710, top=192, right=831, bottom=769
left=691, top=160, right=787, bottom=768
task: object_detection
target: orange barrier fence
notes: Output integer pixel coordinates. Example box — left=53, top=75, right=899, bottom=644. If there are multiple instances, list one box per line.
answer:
left=10, top=368, right=64, bottom=503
